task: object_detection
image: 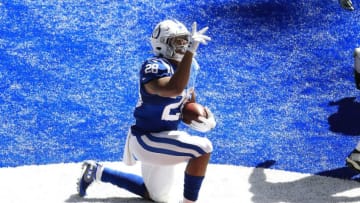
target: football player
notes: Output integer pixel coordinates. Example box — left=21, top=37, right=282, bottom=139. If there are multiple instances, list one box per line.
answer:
left=346, top=48, right=360, bottom=170
left=354, top=48, right=360, bottom=90
left=77, top=19, right=216, bottom=203
left=339, top=0, right=355, bottom=11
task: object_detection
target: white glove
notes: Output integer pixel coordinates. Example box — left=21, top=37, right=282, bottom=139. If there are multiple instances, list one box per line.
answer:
left=188, top=107, right=216, bottom=132
left=187, top=22, right=211, bottom=54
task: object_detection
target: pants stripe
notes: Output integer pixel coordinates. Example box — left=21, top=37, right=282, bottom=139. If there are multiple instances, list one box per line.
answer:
left=136, top=134, right=202, bottom=158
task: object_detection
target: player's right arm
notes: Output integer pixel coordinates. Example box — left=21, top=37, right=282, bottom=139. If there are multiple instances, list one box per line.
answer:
left=145, top=51, right=194, bottom=98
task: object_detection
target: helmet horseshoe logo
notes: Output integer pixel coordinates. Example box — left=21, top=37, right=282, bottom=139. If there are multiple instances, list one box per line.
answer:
left=152, top=26, right=161, bottom=39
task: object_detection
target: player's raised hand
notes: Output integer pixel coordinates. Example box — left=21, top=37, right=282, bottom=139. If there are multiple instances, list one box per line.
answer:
left=187, top=22, right=211, bottom=54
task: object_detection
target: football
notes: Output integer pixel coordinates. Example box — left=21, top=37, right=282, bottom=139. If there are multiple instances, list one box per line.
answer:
left=181, top=102, right=208, bottom=124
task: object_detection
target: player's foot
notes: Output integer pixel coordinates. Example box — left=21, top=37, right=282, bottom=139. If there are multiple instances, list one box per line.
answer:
left=77, top=160, right=101, bottom=197
left=339, top=0, right=355, bottom=11
left=346, top=149, right=360, bottom=171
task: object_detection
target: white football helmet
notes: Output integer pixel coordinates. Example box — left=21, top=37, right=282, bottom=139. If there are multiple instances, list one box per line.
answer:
left=150, top=20, right=190, bottom=61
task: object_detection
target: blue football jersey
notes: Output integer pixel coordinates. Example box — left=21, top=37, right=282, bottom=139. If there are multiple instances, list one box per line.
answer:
left=131, top=57, right=199, bottom=135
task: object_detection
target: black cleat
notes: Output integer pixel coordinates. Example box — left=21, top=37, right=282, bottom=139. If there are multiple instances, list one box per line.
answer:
left=77, top=160, right=101, bottom=197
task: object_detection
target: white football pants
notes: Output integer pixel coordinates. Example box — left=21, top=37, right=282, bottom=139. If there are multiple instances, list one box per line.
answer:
left=123, top=130, right=212, bottom=202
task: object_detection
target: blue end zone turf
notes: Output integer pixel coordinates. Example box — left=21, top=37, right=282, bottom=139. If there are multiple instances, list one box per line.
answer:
left=1, top=0, right=360, bottom=180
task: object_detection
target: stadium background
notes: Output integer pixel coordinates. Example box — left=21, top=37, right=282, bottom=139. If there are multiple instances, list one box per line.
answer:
left=1, top=0, right=360, bottom=180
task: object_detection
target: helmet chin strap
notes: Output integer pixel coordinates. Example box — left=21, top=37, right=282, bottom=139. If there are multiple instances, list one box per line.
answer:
left=164, top=46, right=185, bottom=62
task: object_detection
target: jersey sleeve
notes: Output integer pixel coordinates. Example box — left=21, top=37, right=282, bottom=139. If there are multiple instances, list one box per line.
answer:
left=140, top=58, right=173, bottom=84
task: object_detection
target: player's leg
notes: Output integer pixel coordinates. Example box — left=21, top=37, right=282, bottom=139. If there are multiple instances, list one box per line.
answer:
left=77, top=130, right=151, bottom=200
left=129, top=130, right=213, bottom=202
left=77, top=160, right=151, bottom=200
left=349, top=49, right=360, bottom=170
left=141, top=163, right=175, bottom=202
left=346, top=141, right=360, bottom=171
left=100, top=166, right=151, bottom=199
left=183, top=152, right=211, bottom=203
left=129, top=130, right=212, bottom=165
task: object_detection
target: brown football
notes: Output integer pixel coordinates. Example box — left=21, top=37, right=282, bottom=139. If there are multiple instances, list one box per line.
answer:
left=181, top=102, right=208, bottom=124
